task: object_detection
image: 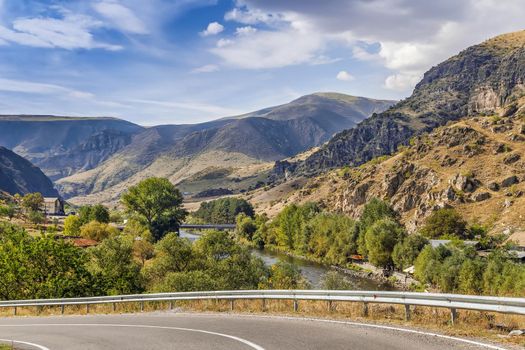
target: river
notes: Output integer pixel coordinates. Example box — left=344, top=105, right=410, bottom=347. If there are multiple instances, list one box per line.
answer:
left=180, top=230, right=393, bottom=290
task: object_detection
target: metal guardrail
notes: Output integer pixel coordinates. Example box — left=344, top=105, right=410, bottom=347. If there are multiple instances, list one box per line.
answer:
left=2, top=290, right=524, bottom=324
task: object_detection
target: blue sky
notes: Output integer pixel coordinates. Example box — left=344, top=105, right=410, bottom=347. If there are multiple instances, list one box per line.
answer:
left=0, top=0, right=524, bottom=125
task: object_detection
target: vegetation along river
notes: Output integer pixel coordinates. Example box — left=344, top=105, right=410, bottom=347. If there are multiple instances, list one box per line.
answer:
left=180, top=230, right=393, bottom=290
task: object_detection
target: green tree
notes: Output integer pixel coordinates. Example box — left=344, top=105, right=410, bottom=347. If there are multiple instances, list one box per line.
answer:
left=121, top=178, right=187, bottom=241
left=236, top=213, right=257, bottom=240
left=420, top=208, right=467, bottom=239
left=144, top=233, right=195, bottom=286
left=0, top=222, right=95, bottom=299
left=194, top=197, right=255, bottom=224
left=364, top=218, right=405, bottom=268
left=87, top=236, right=143, bottom=295
left=392, top=234, right=429, bottom=270
left=357, top=198, right=399, bottom=256
left=78, top=204, right=110, bottom=225
left=63, top=215, right=82, bottom=236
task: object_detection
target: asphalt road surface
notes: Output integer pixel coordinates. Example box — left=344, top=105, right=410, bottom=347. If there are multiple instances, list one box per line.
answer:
left=0, top=312, right=510, bottom=350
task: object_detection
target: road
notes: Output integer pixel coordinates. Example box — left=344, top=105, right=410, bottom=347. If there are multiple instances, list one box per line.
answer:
left=0, top=312, right=509, bottom=350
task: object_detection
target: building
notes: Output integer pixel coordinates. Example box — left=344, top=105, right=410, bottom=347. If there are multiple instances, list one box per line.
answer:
left=43, top=197, right=65, bottom=216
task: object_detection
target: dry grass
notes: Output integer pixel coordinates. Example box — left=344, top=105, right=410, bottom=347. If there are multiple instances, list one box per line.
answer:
left=1, top=300, right=523, bottom=347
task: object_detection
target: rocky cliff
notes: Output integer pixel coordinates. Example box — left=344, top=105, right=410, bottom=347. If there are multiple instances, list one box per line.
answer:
left=253, top=114, right=525, bottom=244
left=283, top=30, right=525, bottom=177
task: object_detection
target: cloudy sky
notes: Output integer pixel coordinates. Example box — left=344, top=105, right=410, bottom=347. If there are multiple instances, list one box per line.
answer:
left=0, top=0, right=524, bottom=125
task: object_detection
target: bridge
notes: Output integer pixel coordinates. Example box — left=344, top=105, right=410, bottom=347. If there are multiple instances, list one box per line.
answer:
left=179, top=223, right=236, bottom=231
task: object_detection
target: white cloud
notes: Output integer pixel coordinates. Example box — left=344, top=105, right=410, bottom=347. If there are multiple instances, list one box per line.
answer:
left=336, top=70, right=355, bottom=81
left=225, top=0, right=525, bottom=93
left=200, top=22, right=224, bottom=36
left=384, top=73, right=421, bottom=91
left=216, top=38, right=234, bottom=47
left=93, top=0, right=148, bottom=34
left=235, top=26, right=257, bottom=36
left=191, top=64, right=220, bottom=73
left=0, top=12, right=121, bottom=50
left=211, top=29, right=324, bottom=69
left=0, top=78, right=94, bottom=98
left=224, top=7, right=283, bottom=25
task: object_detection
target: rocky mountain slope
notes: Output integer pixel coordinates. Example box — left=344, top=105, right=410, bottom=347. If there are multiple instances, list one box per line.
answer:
left=56, top=93, right=393, bottom=204
left=0, top=116, right=144, bottom=180
left=0, top=147, right=58, bottom=197
left=277, top=30, right=525, bottom=177
left=250, top=114, right=525, bottom=245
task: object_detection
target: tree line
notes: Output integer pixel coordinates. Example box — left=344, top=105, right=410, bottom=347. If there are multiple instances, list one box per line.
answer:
left=0, top=178, right=307, bottom=300
left=236, top=198, right=524, bottom=296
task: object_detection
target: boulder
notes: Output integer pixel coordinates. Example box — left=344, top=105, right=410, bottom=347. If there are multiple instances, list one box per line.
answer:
left=473, top=192, right=491, bottom=202
left=449, top=173, right=478, bottom=192
left=501, top=175, right=519, bottom=187
left=508, top=329, right=524, bottom=337
left=503, top=153, right=521, bottom=164
left=488, top=182, right=500, bottom=191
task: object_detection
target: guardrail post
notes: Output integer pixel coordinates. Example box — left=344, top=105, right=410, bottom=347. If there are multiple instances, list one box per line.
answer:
left=230, top=300, right=234, bottom=311
left=450, top=308, right=458, bottom=325
left=327, top=300, right=333, bottom=312
left=140, top=302, right=144, bottom=312
left=404, top=305, right=411, bottom=321
left=86, top=304, right=90, bottom=314
left=61, top=304, right=65, bottom=315
left=112, top=303, right=116, bottom=312
left=262, top=298, right=266, bottom=312
left=293, top=299, right=298, bottom=312
left=13, top=306, right=17, bottom=316
left=169, top=301, right=173, bottom=310
left=362, top=302, right=369, bottom=317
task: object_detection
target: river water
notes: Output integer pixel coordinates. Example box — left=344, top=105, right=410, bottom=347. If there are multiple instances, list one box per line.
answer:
left=180, top=230, right=393, bottom=290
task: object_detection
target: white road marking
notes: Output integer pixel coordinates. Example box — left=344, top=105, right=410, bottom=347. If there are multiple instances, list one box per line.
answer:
left=0, top=337, right=50, bottom=350
left=0, top=324, right=265, bottom=350
left=204, top=313, right=509, bottom=350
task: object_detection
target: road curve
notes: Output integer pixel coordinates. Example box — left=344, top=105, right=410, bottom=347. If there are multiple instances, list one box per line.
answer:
left=0, top=312, right=509, bottom=350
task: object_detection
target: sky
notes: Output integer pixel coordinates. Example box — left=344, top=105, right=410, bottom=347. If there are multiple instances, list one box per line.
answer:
left=0, top=0, right=524, bottom=125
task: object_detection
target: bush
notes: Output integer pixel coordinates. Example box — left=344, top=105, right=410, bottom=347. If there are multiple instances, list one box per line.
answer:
left=80, top=221, right=119, bottom=241
left=63, top=215, right=82, bottom=236
left=321, top=271, right=353, bottom=290
left=265, top=261, right=309, bottom=289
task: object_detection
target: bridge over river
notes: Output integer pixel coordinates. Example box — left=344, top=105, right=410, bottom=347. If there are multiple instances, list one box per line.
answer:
left=179, top=223, right=236, bottom=231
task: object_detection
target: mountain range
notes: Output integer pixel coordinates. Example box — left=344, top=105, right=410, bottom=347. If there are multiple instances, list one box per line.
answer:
left=0, top=93, right=394, bottom=203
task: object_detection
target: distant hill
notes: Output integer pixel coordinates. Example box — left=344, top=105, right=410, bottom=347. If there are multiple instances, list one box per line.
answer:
left=0, top=146, right=58, bottom=197
left=279, top=30, right=525, bottom=177
left=56, top=93, right=394, bottom=203
left=0, top=115, right=144, bottom=180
